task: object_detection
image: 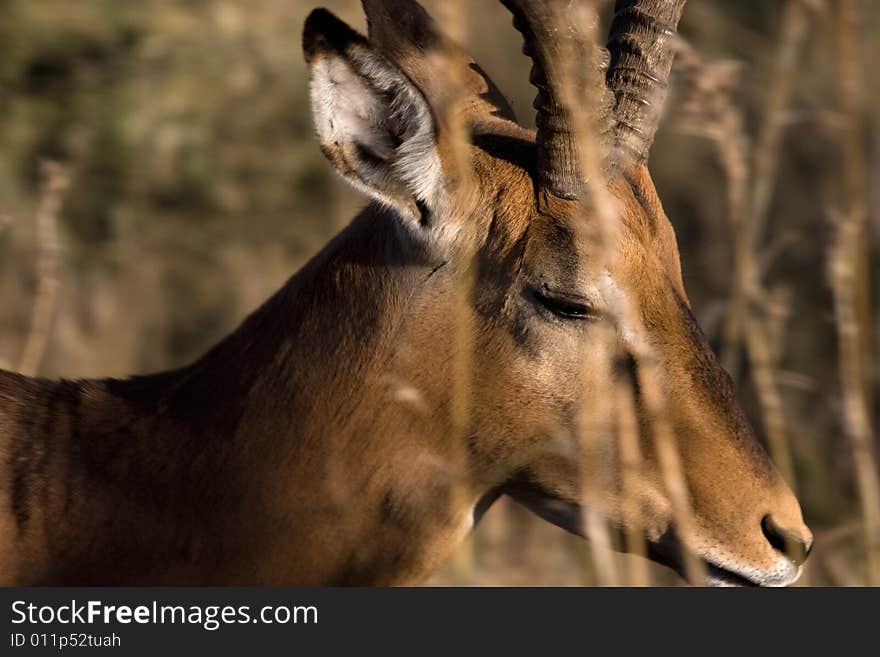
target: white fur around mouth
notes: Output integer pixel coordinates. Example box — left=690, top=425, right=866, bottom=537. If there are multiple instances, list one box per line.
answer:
left=705, top=563, right=760, bottom=587
left=704, top=560, right=802, bottom=588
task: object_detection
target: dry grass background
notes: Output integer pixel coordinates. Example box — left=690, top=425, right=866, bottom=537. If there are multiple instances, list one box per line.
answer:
left=1, top=0, right=878, bottom=585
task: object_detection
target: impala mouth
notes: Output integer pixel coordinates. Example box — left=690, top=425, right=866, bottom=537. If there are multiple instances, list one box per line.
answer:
left=505, top=487, right=801, bottom=586
left=704, top=562, right=760, bottom=588
left=647, top=529, right=797, bottom=587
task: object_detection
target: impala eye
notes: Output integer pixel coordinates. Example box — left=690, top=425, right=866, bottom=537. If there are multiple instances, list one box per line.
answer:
left=528, top=285, right=594, bottom=321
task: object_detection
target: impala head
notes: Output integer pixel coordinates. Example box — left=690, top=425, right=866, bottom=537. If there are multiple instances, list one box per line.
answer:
left=302, top=0, right=812, bottom=585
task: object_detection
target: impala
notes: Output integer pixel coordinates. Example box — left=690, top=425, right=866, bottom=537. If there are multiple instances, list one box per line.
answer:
left=0, top=0, right=812, bottom=586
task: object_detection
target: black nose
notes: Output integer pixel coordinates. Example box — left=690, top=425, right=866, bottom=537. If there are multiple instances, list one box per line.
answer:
left=762, top=515, right=812, bottom=566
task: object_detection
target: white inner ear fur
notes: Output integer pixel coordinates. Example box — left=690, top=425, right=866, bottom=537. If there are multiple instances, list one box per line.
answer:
left=308, top=45, right=445, bottom=225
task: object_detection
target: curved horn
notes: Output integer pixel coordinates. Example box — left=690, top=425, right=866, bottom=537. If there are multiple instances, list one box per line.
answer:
left=501, top=0, right=614, bottom=200
left=606, top=0, right=687, bottom=165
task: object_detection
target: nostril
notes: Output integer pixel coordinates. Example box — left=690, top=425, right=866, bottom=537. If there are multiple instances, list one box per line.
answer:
left=761, top=515, right=787, bottom=553
left=761, top=515, right=811, bottom=566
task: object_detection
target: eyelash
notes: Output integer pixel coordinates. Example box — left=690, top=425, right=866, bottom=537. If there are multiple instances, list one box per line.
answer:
left=530, top=286, right=594, bottom=321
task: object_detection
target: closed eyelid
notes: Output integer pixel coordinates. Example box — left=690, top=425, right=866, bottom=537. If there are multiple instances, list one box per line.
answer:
left=531, top=279, right=611, bottom=315
left=524, top=284, right=607, bottom=324
left=538, top=282, right=590, bottom=305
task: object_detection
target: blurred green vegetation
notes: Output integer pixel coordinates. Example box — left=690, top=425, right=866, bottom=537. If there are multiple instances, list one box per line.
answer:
left=1, top=0, right=878, bottom=585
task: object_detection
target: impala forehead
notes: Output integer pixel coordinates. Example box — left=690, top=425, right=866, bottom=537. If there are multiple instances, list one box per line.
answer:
left=472, top=131, right=682, bottom=314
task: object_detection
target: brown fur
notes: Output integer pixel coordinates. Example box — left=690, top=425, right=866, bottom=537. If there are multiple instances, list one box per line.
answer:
left=0, top=2, right=811, bottom=586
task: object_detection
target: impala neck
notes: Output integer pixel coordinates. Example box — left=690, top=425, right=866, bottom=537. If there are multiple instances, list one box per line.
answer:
left=165, top=203, right=425, bottom=448
left=21, top=203, right=483, bottom=585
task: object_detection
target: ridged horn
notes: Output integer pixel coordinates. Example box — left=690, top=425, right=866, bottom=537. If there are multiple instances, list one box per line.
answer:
left=501, top=0, right=614, bottom=200
left=606, top=0, right=687, bottom=166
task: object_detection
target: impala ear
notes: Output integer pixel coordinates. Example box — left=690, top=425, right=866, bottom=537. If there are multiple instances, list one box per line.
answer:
left=303, top=9, right=443, bottom=227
